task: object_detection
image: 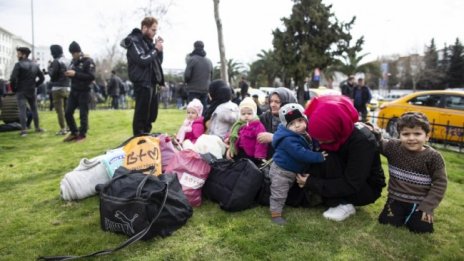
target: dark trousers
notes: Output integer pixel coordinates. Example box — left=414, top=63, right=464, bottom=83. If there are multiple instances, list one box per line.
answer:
left=133, top=86, right=158, bottom=136
left=355, top=104, right=368, bottom=122
left=379, top=198, right=433, bottom=233
left=65, top=91, right=90, bottom=136
left=16, top=92, right=39, bottom=130
left=187, top=92, right=208, bottom=116
left=111, top=95, right=119, bottom=109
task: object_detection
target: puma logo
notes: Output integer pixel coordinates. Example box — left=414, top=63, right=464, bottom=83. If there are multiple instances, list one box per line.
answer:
left=114, top=210, right=139, bottom=234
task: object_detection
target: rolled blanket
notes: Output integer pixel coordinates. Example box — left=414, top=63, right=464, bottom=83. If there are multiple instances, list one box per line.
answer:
left=60, top=155, right=110, bottom=201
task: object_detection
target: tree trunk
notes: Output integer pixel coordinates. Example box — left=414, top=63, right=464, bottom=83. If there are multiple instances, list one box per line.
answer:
left=213, top=0, right=229, bottom=83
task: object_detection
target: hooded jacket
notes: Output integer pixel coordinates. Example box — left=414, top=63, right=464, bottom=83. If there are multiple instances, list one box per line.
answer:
left=272, top=124, right=325, bottom=173
left=120, top=28, right=164, bottom=88
left=48, top=45, right=70, bottom=88
left=184, top=53, right=213, bottom=94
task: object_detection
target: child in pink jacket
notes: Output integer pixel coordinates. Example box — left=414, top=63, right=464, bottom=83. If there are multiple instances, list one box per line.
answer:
left=176, top=98, right=205, bottom=144
left=227, top=97, right=268, bottom=165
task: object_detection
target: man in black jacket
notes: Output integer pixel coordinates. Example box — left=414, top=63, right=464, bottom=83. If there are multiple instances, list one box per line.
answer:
left=63, top=41, right=96, bottom=142
left=48, top=44, right=71, bottom=135
left=9, top=47, right=45, bottom=136
left=121, top=16, right=165, bottom=136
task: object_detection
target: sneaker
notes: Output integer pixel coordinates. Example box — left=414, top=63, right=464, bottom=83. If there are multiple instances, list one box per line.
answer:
left=63, top=133, right=78, bottom=142
left=56, top=129, right=68, bottom=135
left=271, top=216, right=287, bottom=225
left=75, top=134, right=86, bottom=142
left=35, top=128, right=45, bottom=133
left=323, top=204, right=356, bottom=222
left=20, top=130, right=27, bottom=137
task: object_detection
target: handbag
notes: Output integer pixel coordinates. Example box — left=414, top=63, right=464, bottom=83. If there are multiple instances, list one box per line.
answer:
left=38, top=167, right=192, bottom=260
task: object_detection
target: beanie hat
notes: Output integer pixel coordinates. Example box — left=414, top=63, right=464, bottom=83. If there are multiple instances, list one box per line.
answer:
left=194, top=40, right=204, bottom=50
left=187, top=98, right=203, bottom=116
left=50, top=45, right=63, bottom=58
left=279, top=103, right=307, bottom=127
left=239, top=97, right=257, bottom=117
left=68, top=41, right=81, bottom=53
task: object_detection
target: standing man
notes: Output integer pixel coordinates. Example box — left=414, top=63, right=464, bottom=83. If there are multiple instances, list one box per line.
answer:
left=48, top=44, right=71, bottom=135
left=9, top=47, right=45, bottom=136
left=121, top=16, right=165, bottom=136
left=352, top=78, right=372, bottom=122
left=341, top=75, right=355, bottom=99
left=239, top=76, right=249, bottom=99
left=184, top=40, right=213, bottom=112
left=63, top=41, right=96, bottom=142
left=107, top=70, right=121, bottom=109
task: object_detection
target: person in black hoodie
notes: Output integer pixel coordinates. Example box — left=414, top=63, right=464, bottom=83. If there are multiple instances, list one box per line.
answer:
left=48, top=44, right=71, bottom=135
left=120, top=16, right=165, bottom=136
left=63, top=41, right=96, bottom=142
left=9, top=47, right=45, bottom=136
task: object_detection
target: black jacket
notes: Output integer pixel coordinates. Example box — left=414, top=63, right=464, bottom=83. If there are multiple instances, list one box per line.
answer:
left=9, top=58, right=44, bottom=95
left=69, top=55, right=96, bottom=92
left=120, top=28, right=164, bottom=88
left=48, top=57, right=70, bottom=88
left=306, top=127, right=385, bottom=202
left=184, top=54, right=213, bottom=94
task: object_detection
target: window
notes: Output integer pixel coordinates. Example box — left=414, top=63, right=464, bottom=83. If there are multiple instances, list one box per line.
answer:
left=408, top=94, right=443, bottom=108
left=444, top=95, right=464, bottom=111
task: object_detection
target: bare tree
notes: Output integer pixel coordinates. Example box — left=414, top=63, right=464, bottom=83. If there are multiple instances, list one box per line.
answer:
left=213, top=0, right=229, bottom=83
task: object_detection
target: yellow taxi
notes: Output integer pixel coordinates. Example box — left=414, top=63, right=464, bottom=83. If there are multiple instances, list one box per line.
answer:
left=377, top=90, right=464, bottom=142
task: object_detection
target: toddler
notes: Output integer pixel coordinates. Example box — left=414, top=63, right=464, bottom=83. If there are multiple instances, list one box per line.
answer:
left=270, top=103, right=327, bottom=224
left=378, top=112, right=447, bottom=233
left=227, top=97, right=267, bottom=164
left=176, top=98, right=205, bottom=145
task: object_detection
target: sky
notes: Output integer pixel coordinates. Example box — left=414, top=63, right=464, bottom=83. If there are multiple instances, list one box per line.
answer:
left=0, top=0, right=463, bottom=70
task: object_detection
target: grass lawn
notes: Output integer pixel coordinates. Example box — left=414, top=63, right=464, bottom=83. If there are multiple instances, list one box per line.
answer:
left=0, top=109, right=463, bottom=260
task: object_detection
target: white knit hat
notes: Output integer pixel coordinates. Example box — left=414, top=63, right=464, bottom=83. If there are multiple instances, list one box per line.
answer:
left=279, top=103, right=307, bottom=127
left=239, top=97, right=257, bottom=117
left=187, top=98, right=203, bottom=116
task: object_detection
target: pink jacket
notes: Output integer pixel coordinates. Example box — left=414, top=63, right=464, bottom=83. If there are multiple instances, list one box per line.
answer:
left=184, top=117, right=205, bottom=144
left=236, top=120, right=268, bottom=159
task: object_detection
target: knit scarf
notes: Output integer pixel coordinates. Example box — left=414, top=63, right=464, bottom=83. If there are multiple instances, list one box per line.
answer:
left=228, top=118, right=257, bottom=157
left=176, top=118, right=193, bottom=143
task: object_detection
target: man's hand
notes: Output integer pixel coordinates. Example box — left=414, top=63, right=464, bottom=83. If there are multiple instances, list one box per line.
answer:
left=421, top=211, right=434, bottom=223
left=64, top=70, right=76, bottom=77
left=155, top=36, right=164, bottom=52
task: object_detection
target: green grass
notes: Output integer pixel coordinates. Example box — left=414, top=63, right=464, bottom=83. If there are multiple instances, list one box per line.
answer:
left=0, top=109, right=463, bottom=260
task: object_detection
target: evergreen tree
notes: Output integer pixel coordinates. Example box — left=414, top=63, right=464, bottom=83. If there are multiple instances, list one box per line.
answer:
left=272, top=0, right=361, bottom=103
left=420, top=38, right=443, bottom=89
left=447, top=38, right=464, bottom=88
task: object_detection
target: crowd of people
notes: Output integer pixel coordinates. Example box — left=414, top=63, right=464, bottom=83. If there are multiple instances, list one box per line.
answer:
left=0, top=16, right=447, bottom=234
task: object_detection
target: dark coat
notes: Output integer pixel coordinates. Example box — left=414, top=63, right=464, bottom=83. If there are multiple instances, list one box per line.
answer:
left=184, top=54, right=213, bottom=94
left=69, top=55, right=96, bottom=92
left=121, top=28, right=164, bottom=88
left=9, top=58, right=44, bottom=96
left=48, top=57, right=70, bottom=88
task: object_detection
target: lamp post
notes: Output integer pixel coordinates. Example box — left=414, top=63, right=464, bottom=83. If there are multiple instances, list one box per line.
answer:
left=31, top=0, right=35, bottom=61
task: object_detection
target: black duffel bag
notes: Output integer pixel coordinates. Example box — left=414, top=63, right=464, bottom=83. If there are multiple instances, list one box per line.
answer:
left=203, top=158, right=263, bottom=212
left=39, top=167, right=192, bottom=260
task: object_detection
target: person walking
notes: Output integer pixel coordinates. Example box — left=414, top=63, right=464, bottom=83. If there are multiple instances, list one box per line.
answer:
left=184, top=41, right=213, bottom=112
left=63, top=41, right=96, bottom=142
left=121, top=16, right=165, bottom=136
left=107, top=70, right=121, bottom=109
left=48, top=44, right=71, bottom=135
left=9, top=47, right=45, bottom=136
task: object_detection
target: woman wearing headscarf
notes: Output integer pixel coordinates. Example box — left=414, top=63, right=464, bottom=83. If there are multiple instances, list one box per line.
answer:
left=203, top=79, right=239, bottom=140
left=257, top=87, right=298, bottom=159
left=296, top=95, right=385, bottom=222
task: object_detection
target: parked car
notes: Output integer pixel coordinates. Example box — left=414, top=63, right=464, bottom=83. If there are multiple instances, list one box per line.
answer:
left=377, top=90, right=464, bottom=142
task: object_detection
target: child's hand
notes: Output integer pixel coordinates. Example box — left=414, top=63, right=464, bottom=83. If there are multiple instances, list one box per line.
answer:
left=322, top=151, right=328, bottom=159
left=296, top=174, right=309, bottom=188
left=421, top=211, right=434, bottom=223
left=226, top=149, right=233, bottom=160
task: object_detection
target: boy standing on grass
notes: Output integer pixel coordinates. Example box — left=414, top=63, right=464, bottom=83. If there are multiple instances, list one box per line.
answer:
left=378, top=112, right=447, bottom=233
left=269, top=103, right=327, bottom=225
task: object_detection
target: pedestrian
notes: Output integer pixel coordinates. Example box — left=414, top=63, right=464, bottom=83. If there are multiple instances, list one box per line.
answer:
left=352, top=78, right=372, bottom=122
left=9, top=47, right=45, bottom=136
left=107, top=70, right=121, bottom=109
left=63, top=41, right=96, bottom=142
left=184, top=40, right=213, bottom=112
left=48, top=44, right=71, bottom=135
left=239, top=76, right=249, bottom=99
left=121, top=16, right=165, bottom=136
